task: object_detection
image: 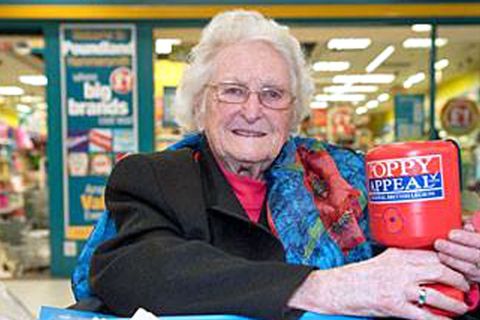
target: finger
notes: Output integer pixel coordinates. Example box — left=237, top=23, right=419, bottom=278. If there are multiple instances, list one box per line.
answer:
left=435, top=239, right=480, bottom=264
left=401, top=303, right=453, bottom=320
left=448, top=229, right=480, bottom=249
left=438, top=252, right=480, bottom=279
left=422, top=264, right=469, bottom=292
left=419, top=287, right=469, bottom=316
left=405, top=287, right=455, bottom=320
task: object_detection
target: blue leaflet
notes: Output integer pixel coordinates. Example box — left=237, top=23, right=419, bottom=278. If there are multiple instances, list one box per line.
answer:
left=39, top=307, right=369, bottom=320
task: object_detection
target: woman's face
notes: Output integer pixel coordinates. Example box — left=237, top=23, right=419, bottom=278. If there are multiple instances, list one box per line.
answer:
left=200, top=40, right=294, bottom=170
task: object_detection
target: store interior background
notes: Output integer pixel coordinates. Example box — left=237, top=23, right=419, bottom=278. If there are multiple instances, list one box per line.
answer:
left=0, top=21, right=479, bottom=316
left=0, top=32, right=48, bottom=278
left=153, top=23, right=480, bottom=197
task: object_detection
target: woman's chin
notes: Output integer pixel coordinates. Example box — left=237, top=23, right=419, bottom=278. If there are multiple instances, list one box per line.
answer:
left=225, top=148, right=273, bottom=165
left=215, top=133, right=283, bottom=166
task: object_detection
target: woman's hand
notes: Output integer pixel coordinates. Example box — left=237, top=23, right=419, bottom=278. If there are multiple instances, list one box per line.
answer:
left=288, top=248, right=469, bottom=319
left=434, top=222, right=480, bottom=283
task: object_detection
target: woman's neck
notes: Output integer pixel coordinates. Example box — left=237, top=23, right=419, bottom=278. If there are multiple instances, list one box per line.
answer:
left=203, top=134, right=273, bottom=180
left=217, top=156, right=271, bottom=180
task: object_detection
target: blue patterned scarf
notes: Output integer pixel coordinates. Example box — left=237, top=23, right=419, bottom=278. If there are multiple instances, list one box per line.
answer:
left=172, top=134, right=372, bottom=269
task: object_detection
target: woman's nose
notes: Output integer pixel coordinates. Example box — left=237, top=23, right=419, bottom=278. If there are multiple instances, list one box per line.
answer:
left=241, top=92, right=263, bottom=122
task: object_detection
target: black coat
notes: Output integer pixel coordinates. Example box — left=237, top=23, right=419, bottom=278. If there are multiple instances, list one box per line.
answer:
left=90, top=141, right=314, bottom=319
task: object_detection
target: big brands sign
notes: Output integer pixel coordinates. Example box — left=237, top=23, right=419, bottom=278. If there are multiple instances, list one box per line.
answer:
left=60, top=24, right=138, bottom=249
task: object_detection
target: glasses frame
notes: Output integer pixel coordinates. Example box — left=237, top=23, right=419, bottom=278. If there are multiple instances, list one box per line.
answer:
left=208, top=81, right=295, bottom=110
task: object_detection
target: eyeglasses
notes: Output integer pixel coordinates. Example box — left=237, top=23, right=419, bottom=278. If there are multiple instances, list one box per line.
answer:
left=208, top=82, right=294, bottom=110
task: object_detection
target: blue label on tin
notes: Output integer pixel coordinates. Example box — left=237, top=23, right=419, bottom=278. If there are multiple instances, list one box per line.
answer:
left=367, top=155, right=444, bottom=203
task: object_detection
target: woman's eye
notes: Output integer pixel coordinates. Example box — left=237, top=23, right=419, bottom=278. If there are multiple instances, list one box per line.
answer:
left=223, top=86, right=245, bottom=96
left=263, top=89, right=283, bottom=100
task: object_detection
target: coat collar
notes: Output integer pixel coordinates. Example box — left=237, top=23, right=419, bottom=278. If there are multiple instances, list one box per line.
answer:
left=196, top=135, right=273, bottom=235
left=198, top=137, right=248, bottom=221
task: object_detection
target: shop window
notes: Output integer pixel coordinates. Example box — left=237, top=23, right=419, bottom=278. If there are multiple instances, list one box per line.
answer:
left=436, top=25, right=480, bottom=214
left=0, top=34, right=49, bottom=278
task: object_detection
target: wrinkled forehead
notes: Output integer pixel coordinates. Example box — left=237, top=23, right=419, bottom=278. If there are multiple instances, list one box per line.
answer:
left=210, top=40, right=291, bottom=89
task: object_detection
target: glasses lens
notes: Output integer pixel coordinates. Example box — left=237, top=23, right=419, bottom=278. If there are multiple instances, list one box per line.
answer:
left=260, top=88, right=288, bottom=109
left=217, top=84, right=247, bottom=103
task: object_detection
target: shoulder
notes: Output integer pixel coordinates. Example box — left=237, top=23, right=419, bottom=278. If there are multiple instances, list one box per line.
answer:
left=293, top=136, right=366, bottom=191
left=324, top=143, right=365, bottom=168
left=323, top=143, right=365, bottom=179
left=323, top=144, right=368, bottom=202
left=292, top=136, right=365, bottom=169
left=114, top=148, right=195, bottom=171
left=108, top=148, right=198, bottom=188
left=119, top=148, right=194, bottom=165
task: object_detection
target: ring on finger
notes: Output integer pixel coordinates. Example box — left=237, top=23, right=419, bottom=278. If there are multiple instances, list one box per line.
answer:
left=417, top=287, right=427, bottom=307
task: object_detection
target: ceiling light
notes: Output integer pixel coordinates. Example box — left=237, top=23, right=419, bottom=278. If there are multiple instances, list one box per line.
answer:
left=312, top=61, right=350, bottom=72
left=365, top=45, right=395, bottom=73
left=310, top=101, right=328, bottom=109
left=155, top=38, right=181, bottom=55
left=13, top=41, right=31, bottom=56
left=19, top=75, right=47, bottom=86
left=0, top=86, right=24, bottom=96
left=327, top=38, right=371, bottom=50
left=333, top=74, right=395, bottom=84
left=435, top=59, right=449, bottom=70
left=377, top=93, right=390, bottom=102
left=403, top=38, right=448, bottom=48
left=411, top=24, right=432, bottom=32
left=403, top=72, right=426, bottom=89
left=435, top=38, right=448, bottom=47
left=356, top=106, right=368, bottom=115
left=323, top=85, right=378, bottom=93
left=366, top=100, right=379, bottom=109
left=16, top=104, right=32, bottom=113
left=315, top=94, right=366, bottom=102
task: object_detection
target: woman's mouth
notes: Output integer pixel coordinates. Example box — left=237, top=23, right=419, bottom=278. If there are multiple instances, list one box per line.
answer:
left=231, top=129, right=267, bottom=138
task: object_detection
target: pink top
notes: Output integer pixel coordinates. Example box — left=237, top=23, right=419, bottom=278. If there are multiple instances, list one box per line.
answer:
left=218, top=164, right=267, bottom=223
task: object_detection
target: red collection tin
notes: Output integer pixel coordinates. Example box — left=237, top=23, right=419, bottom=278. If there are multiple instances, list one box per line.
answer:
left=366, top=140, right=479, bottom=316
left=366, top=140, right=462, bottom=249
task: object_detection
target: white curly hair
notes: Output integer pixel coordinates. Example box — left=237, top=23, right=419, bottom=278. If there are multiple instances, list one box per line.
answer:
left=173, top=9, right=314, bottom=132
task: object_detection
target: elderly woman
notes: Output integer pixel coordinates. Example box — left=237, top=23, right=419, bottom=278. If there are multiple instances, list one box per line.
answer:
left=89, top=10, right=480, bottom=320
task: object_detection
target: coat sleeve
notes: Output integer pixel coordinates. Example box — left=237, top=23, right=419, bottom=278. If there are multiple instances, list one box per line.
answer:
left=90, top=153, right=313, bottom=319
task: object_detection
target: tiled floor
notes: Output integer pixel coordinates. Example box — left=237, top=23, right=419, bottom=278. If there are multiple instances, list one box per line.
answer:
left=2, top=278, right=74, bottom=318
